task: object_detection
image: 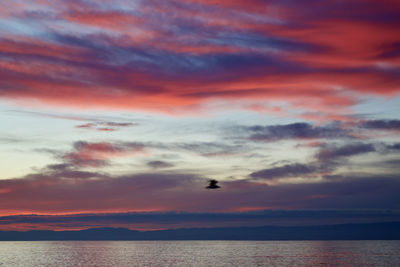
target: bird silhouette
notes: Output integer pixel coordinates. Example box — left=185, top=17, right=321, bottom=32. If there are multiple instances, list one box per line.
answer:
left=206, top=179, right=220, bottom=189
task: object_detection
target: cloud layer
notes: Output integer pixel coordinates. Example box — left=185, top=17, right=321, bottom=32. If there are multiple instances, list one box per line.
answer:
left=1, top=161, right=399, bottom=219
left=0, top=0, right=399, bottom=117
left=0, top=0, right=399, bottom=231
left=1, top=210, right=399, bottom=231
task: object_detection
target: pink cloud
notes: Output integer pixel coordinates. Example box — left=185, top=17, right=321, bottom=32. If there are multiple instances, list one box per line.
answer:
left=63, top=141, right=145, bottom=167
left=0, top=0, right=399, bottom=120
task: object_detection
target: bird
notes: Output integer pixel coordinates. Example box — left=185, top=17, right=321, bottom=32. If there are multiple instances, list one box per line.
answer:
left=206, top=179, right=220, bottom=189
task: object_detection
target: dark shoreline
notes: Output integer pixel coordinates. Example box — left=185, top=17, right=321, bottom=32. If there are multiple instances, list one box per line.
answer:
left=0, top=222, right=399, bottom=241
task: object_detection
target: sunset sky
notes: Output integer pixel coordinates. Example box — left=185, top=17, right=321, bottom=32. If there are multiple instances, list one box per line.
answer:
left=1, top=0, right=400, bottom=231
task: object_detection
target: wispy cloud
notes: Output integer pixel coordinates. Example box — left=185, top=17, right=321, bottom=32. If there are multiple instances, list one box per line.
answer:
left=75, top=121, right=137, bottom=132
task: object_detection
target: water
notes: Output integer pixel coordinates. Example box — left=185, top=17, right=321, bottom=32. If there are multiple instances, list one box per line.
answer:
left=0, top=241, right=399, bottom=266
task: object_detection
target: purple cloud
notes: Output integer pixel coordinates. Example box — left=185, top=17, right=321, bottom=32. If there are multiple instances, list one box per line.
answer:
left=250, top=164, right=318, bottom=180
left=362, top=120, right=400, bottom=130
left=317, top=143, right=376, bottom=162
left=247, top=122, right=351, bottom=141
left=147, top=161, right=174, bottom=169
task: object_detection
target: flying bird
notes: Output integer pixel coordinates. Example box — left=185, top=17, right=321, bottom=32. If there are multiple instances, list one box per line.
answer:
left=206, top=179, right=220, bottom=189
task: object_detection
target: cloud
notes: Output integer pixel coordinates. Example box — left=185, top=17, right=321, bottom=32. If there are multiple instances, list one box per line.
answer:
left=246, top=122, right=351, bottom=141
left=75, top=123, right=97, bottom=129
left=63, top=141, right=145, bottom=167
left=96, top=127, right=116, bottom=132
left=0, top=0, right=398, bottom=117
left=388, top=143, right=400, bottom=150
left=249, top=142, right=381, bottom=181
left=101, top=122, right=137, bottom=127
left=316, top=143, right=376, bottom=162
left=7, top=110, right=138, bottom=131
left=250, top=163, right=317, bottom=180
left=240, top=119, right=400, bottom=143
left=0, top=0, right=398, bottom=233
left=1, top=161, right=399, bottom=219
left=75, top=121, right=137, bottom=131
left=0, top=137, right=23, bottom=144
left=175, top=142, right=243, bottom=157
left=361, top=120, right=400, bottom=131
left=147, top=161, right=174, bottom=169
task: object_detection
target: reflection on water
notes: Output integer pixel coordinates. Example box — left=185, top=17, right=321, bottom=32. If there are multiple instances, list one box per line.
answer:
left=0, top=240, right=399, bottom=266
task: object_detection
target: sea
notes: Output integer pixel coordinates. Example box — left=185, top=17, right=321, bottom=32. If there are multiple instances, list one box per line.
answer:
left=0, top=240, right=399, bottom=266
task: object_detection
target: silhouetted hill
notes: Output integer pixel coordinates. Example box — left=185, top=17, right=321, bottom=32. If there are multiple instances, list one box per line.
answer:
left=0, top=222, right=399, bottom=241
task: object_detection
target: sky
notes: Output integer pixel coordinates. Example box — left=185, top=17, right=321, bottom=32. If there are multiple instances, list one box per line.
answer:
left=0, top=0, right=400, bottom=231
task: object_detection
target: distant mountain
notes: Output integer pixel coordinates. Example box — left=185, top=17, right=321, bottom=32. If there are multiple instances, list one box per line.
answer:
left=0, top=222, right=399, bottom=241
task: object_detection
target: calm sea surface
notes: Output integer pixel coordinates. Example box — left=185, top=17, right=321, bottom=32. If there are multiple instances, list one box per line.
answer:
left=0, top=241, right=399, bottom=266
